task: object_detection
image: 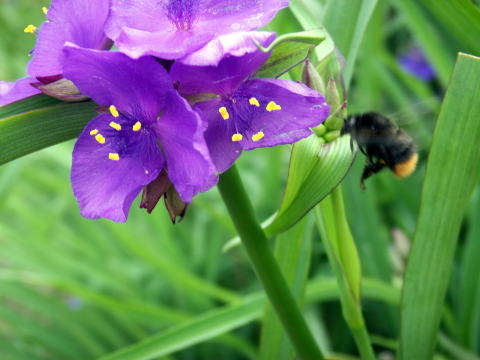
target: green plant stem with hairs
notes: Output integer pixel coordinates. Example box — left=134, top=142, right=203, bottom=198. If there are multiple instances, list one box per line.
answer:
left=217, top=164, right=325, bottom=360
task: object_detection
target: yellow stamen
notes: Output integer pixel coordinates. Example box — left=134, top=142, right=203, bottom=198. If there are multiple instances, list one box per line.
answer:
left=252, top=131, right=265, bottom=142
left=249, top=97, right=260, bottom=107
left=132, top=121, right=142, bottom=131
left=42, top=7, right=48, bottom=15
left=266, top=101, right=282, bottom=112
left=24, top=25, right=37, bottom=34
left=219, top=106, right=230, bottom=120
left=109, top=121, right=122, bottom=131
left=231, top=133, right=243, bottom=142
left=95, top=134, right=106, bottom=144
left=108, top=153, right=120, bottom=161
left=90, top=129, right=99, bottom=136
left=109, top=105, right=120, bottom=118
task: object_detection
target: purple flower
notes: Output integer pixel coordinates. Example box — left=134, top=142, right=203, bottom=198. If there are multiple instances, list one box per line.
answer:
left=398, top=46, right=436, bottom=81
left=171, top=32, right=330, bottom=173
left=105, top=0, right=289, bottom=60
left=28, top=0, right=111, bottom=78
left=62, top=46, right=215, bottom=222
left=1, top=0, right=111, bottom=106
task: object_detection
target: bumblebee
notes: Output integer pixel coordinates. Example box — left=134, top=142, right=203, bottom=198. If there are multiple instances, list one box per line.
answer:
left=341, top=112, right=418, bottom=189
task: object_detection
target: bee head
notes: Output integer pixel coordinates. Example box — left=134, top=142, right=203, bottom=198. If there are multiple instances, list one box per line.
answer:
left=340, top=116, right=357, bottom=135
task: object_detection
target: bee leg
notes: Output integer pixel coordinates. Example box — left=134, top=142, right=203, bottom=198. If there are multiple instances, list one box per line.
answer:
left=349, top=137, right=355, bottom=152
left=359, top=145, right=368, bottom=157
left=360, top=162, right=385, bottom=190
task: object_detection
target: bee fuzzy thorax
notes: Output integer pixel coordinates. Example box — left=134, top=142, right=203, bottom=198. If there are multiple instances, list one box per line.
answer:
left=393, top=153, right=418, bottom=178
left=342, top=112, right=418, bottom=188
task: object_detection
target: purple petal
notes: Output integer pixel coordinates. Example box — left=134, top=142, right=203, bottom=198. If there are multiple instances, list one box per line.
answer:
left=198, top=78, right=329, bottom=172
left=28, top=0, right=110, bottom=78
left=155, top=90, right=217, bottom=202
left=195, top=99, right=243, bottom=173
left=72, top=114, right=165, bottom=222
left=0, top=77, right=41, bottom=106
left=106, top=0, right=287, bottom=59
left=232, top=79, right=330, bottom=150
left=111, top=26, right=215, bottom=60
left=178, top=31, right=275, bottom=66
left=62, top=46, right=173, bottom=116
left=171, top=32, right=275, bottom=96
left=398, top=46, right=436, bottom=81
left=198, top=0, right=289, bottom=32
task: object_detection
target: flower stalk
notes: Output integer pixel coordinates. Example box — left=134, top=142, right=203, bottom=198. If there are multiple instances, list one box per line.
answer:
left=217, top=165, right=325, bottom=360
left=315, top=186, right=376, bottom=360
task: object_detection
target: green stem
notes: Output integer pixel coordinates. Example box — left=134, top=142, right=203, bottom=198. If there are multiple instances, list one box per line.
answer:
left=315, top=186, right=375, bottom=360
left=217, top=165, right=325, bottom=360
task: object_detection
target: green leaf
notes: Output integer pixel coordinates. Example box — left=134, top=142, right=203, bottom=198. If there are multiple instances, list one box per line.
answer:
left=0, top=99, right=96, bottom=166
left=0, top=94, right=62, bottom=118
left=458, top=192, right=480, bottom=351
left=390, top=0, right=455, bottom=86
left=322, top=0, right=379, bottom=86
left=259, top=218, right=313, bottom=360
left=419, top=0, right=480, bottom=56
left=288, top=0, right=325, bottom=30
left=264, top=135, right=355, bottom=236
left=100, top=293, right=264, bottom=360
left=315, top=188, right=361, bottom=303
left=314, top=187, right=375, bottom=360
left=100, top=277, right=399, bottom=360
left=399, top=53, right=480, bottom=360
left=253, top=41, right=314, bottom=79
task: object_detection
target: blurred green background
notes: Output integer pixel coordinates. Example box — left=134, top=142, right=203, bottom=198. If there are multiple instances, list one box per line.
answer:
left=1, top=1, right=479, bottom=359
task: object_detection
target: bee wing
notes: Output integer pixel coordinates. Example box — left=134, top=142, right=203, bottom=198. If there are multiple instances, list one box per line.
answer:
left=388, top=98, right=439, bottom=152
left=388, top=96, right=440, bottom=126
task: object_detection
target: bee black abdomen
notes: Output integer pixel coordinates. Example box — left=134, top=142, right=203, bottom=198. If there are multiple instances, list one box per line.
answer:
left=387, top=135, right=416, bottom=165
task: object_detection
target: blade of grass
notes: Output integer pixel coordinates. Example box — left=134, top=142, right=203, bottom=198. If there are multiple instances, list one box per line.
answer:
left=399, top=53, right=480, bottom=360
left=100, top=276, right=399, bottom=360
left=457, top=191, right=480, bottom=351
left=419, top=0, right=480, bottom=56
left=322, top=0, right=379, bottom=86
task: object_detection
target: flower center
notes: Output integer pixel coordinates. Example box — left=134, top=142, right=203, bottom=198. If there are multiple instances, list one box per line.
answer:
left=218, top=94, right=282, bottom=143
left=89, top=105, right=156, bottom=164
left=164, top=0, right=198, bottom=30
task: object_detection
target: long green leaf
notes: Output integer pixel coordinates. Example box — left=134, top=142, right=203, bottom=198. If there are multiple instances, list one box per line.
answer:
left=458, top=192, right=480, bottom=351
left=100, top=293, right=264, bottom=360
left=399, top=53, right=480, bottom=360
left=322, top=0, right=379, bottom=85
left=419, top=0, right=480, bottom=56
left=259, top=218, right=313, bottom=360
left=390, top=0, right=455, bottom=85
left=0, top=100, right=95, bottom=165
left=265, top=135, right=355, bottom=236
left=0, top=93, right=61, bottom=118
left=100, top=277, right=399, bottom=360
